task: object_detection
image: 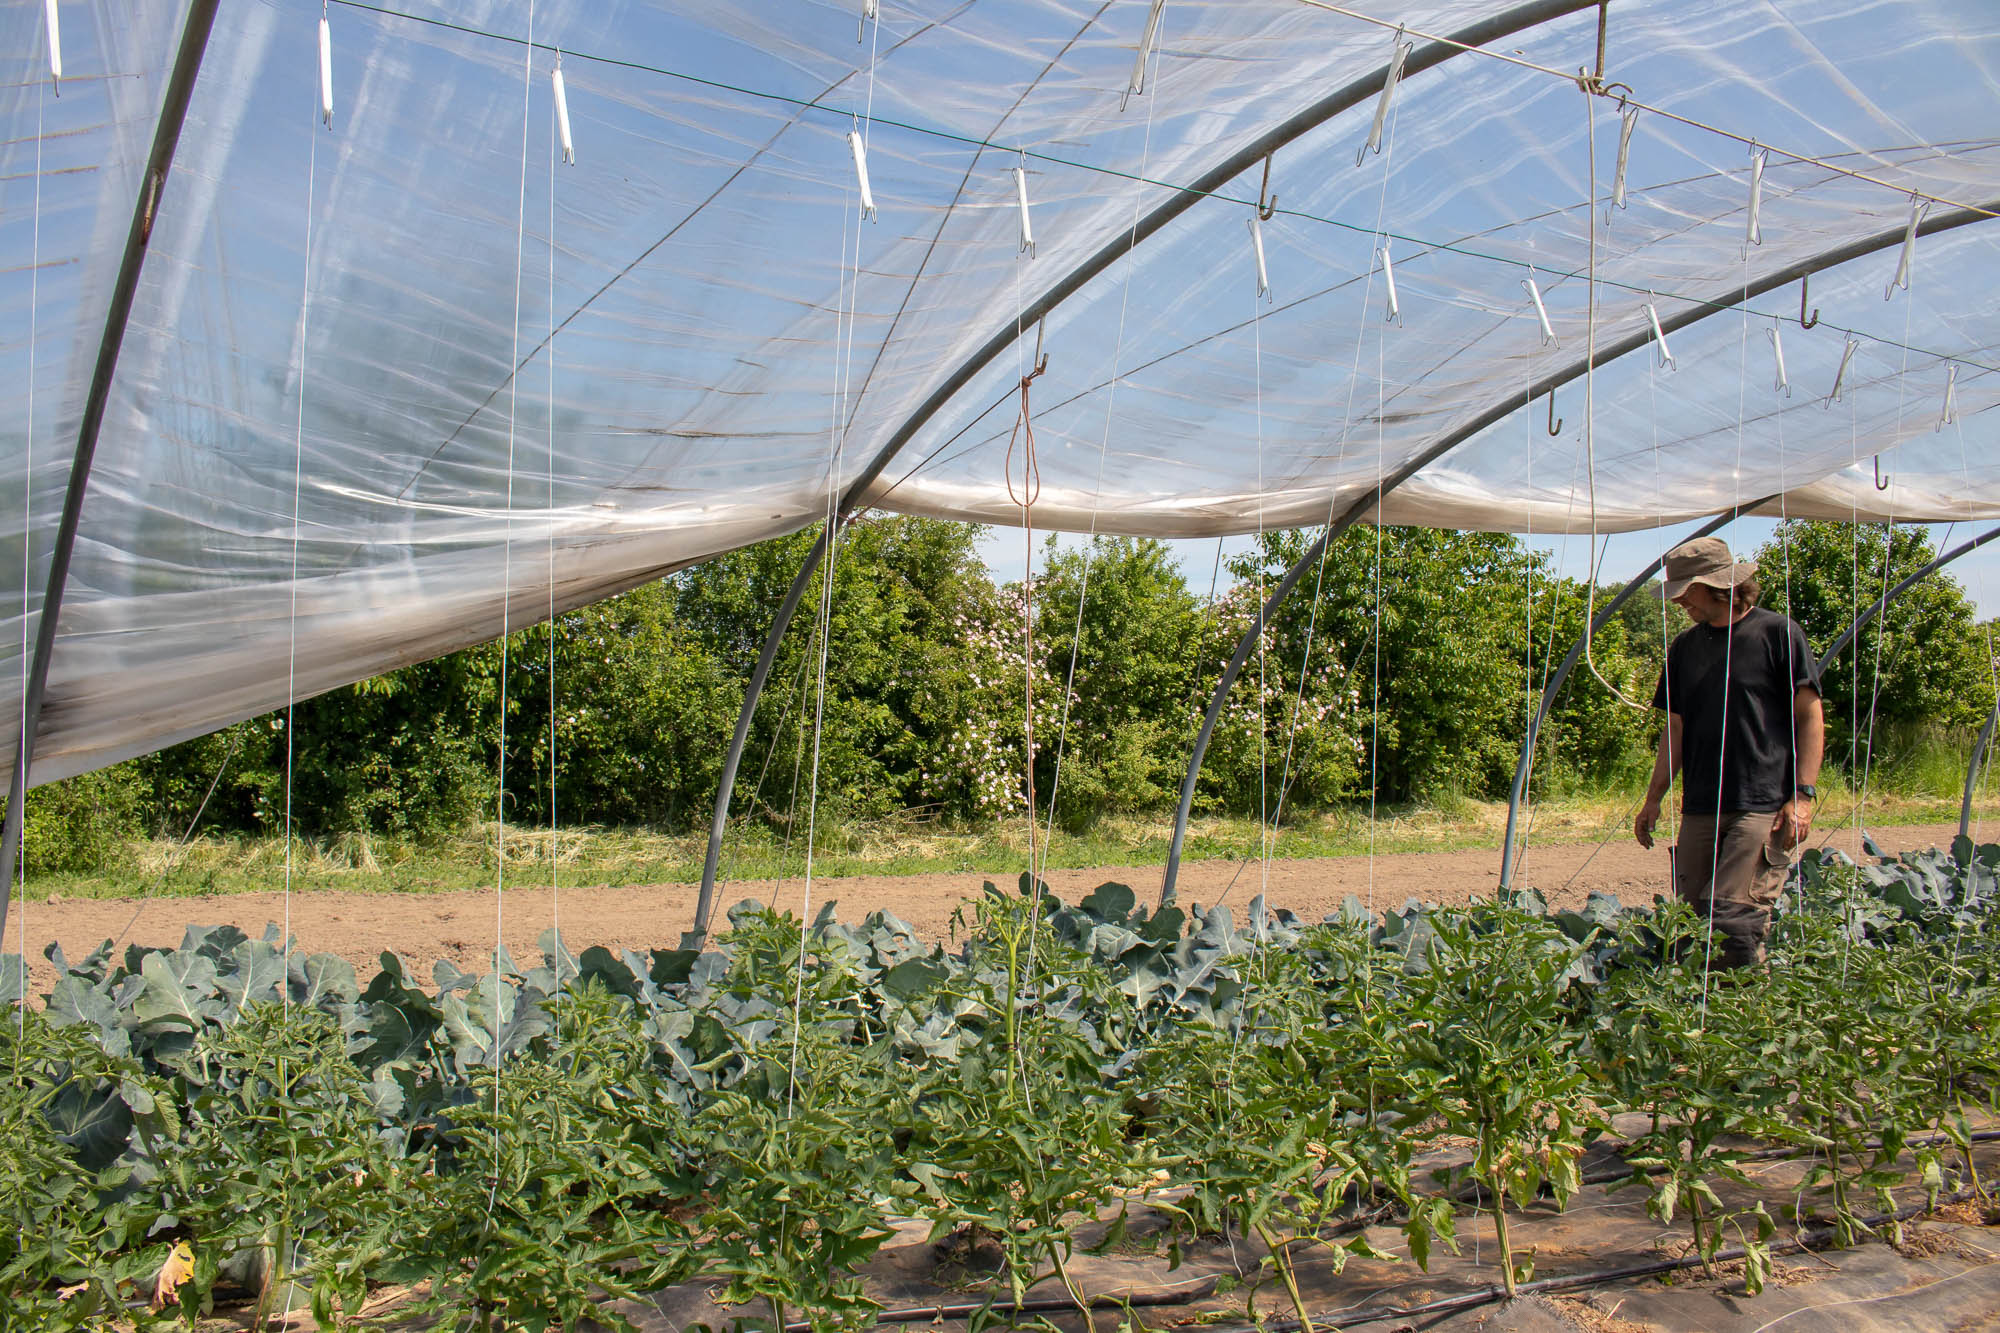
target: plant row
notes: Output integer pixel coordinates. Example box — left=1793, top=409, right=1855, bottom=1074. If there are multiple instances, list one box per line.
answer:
left=3, top=839, right=1998, bottom=1329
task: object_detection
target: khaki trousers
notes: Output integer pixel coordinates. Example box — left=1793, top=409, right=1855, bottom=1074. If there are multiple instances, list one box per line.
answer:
left=1671, top=811, right=1793, bottom=968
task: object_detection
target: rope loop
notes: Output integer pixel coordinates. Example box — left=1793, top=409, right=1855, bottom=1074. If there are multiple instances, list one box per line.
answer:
left=1003, top=358, right=1046, bottom=510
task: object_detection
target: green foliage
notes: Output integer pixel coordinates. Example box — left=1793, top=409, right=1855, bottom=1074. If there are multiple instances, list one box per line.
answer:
left=7, top=847, right=2000, bottom=1324
left=33, top=518, right=1717, bottom=872
left=16, top=761, right=147, bottom=873
left=1757, top=521, right=1996, bottom=756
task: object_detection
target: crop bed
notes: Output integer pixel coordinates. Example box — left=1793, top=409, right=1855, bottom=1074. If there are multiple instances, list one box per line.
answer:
left=3, top=840, right=1998, bottom=1330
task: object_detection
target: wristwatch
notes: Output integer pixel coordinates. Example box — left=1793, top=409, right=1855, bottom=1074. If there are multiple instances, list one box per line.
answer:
left=1794, top=784, right=1817, bottom=800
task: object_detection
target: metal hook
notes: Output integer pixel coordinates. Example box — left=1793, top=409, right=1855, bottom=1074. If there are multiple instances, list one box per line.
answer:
left=1546, top=390, right=1563, bottom=437
left=1257, top=154, right=1278, bottom=221
left=1874, top=455, right=1890, bottom=491
left=1029, top=319, right=1048, bottom=379
left=1799, top=276, right=1819, bottom=329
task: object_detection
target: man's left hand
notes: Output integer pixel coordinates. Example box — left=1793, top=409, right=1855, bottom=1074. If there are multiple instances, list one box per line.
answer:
left=1772, top=795, right=1813, bottom=850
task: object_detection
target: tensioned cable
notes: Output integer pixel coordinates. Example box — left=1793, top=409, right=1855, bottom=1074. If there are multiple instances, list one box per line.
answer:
left=1210, top=81, right=1404, bottom=916
left=332, top=0, right=1999, bottom=453
left=13, top=65, right=46, bottom=1144
left=1290, top=0, right=2000, bottom=220
left=1024, top=21, right=1168, bottom=999
left=277, top=5, right=333, bottom=1310
left=545, top=51, right=564, bottom=1032
left=335, top=0, right=2000, bottom=233
left=885, top=215, right=1998, bottom=508
left=106, top=728, right=247, bottom=955
left=478, top=0, right=538, bottom=1235
left=1696, top=251, right=1756, bottom=1013
left=1511, top=428, right=1588, bottom=885
left=15, top=79, right=46, bottom=989
left=786, top=3, right=883, bottom=1121
left=1855, top=291, right=1920, bottom=837
left=1578, top=91, right=1649, bottom=711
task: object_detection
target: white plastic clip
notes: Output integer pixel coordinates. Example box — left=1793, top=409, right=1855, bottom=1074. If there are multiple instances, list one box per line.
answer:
left=1745, top=147, right=1766, bottom=246
left=1827, top=337, right=1858, bottom=407
left=318, top=11, right=333, bottom=128
left=1644, top=302, right=1674, bottom=371
left=1248, top=215, right=1270, bottom=300
left=848, top=129, right=877, bottom=221
left=1886, top=196, right=1929, bottom=299
left=1358, top=30, right=1412, bottom=167
left=1123, top=0, right=1166, bottom=111
left=859, top=0, right=877, bottom=42
left=1378, top=238, right=1400, bottom=325
left=45, top=0, right=61, bottom=85
left=1937, top=363, right=1958, bottom=432
left=1766, top=325, right=1790, bottom=397
left=1013, top=166, right=1034, bottom=257
left=552, top=59, right=574, bottom=165
left=1521, top=277, right=1556, bottom=347
left=1610, top=105, right=1638, bottom=213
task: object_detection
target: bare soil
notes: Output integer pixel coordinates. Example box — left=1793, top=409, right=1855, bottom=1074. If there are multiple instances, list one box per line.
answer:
left=12, top=821, right=1969, bottom=997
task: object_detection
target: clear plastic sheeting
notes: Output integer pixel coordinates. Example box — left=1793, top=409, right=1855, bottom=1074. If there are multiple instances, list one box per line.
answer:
left=2, top=0, right=1998, bottom=785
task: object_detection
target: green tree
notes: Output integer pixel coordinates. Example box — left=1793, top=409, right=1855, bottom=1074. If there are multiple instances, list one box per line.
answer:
left=1030, top=536, right=1207, bottom=825
left=1756, top=521, right=1994, bottom=758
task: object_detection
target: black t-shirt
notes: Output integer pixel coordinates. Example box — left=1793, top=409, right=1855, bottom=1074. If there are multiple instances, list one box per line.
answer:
left=1651, top=606, right=1821, bottom=814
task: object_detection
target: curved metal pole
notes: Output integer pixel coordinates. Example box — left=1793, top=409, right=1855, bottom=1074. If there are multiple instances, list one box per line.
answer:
left=700, top=2, right=1603, bottom=936
left=1813, top=523, right=2000, bottom=677
left=1162, top=521, right=1351, bottom=903
left=1158, top=195, right=2000, bottom=907
left=1496, top=500, right=1773, bottom=890
left=0, top=0, right=222, bottom=946
left=1961, top=694, right=1999, bottom=844
left=845, top=0, right=1599, bottom=512
left=690, top=524, right=832, bottom=945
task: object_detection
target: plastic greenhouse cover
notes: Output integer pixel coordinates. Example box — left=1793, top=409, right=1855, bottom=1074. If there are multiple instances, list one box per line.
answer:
left=1, top=0, right=1997, bottom=786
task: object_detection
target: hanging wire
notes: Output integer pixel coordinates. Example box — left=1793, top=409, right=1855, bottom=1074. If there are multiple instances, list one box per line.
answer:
left=15, top=66, right=48, bottom=1106
left=1856, top=263, right=1922, bottom=843
left=545, top=47, right=565, bottom=1032
left=786, top=0, right=882, bottom=1125
left=1029, top=0, right=1170, bottom=991
left=275, top=10, right=335, bottom=1308
left=1578, top=86, right=1650, bottom=711
left=282, top=14, right=330, bottom=1005
left=474, top=0, right=539, bottom=1241
left=327, top=0, right=2000, bottom=393
left=1289, top=0, right=1998, bottom=220
left=1212, top=61, right=1405, bottom=917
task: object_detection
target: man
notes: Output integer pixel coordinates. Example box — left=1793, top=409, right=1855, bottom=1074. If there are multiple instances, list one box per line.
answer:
left=1633, top=537, right=1824, bottom=967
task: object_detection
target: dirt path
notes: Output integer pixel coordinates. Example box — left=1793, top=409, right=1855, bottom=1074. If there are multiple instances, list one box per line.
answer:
left=11, top=821, right=1971, bottom=998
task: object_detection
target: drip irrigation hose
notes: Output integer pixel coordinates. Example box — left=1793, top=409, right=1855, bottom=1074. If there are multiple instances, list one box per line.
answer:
left=781, top=1279, right=1224, bottom=1332
left=784, top=1180, right=1992, bottom=1333
left=1444, top=1127, right=2000, bottom=1202
left=1181, top=1185, right=1989, bottom=1333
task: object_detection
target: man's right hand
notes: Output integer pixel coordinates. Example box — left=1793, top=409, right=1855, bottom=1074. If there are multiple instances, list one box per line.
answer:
left=1634, top=799, right=1662, bottom=850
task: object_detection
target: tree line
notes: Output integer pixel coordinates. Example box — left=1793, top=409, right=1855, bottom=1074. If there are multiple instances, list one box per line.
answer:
left=20, top=519, right=1995, bottom=871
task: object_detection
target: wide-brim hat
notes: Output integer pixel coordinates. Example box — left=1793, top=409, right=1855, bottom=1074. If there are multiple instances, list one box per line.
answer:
left=1662, top=536, right=1758, bottom=600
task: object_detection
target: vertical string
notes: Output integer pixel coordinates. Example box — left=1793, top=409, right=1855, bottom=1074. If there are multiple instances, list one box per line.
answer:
left=788, top=2, right=882, bottom=1115
left=17, top=82, right=47, bottom=951
left=1858, top=291, right=1918, bottom=829
left=492, top=0, right=537, bottom=1030
left=283, top=24, right=327, bottom=995
left=1698, top=253, right=1753, bottom=1015
left=16, top=67, right=47, bottom=1082
left=1253, top=281, right=1269, bottom=897
left=545, top=51, right=563, bottom=1031
left=1028, top=7, right=1167, bottom=990
left=278, top=8, right=329, bottom=1310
